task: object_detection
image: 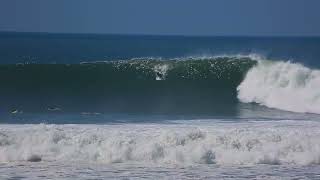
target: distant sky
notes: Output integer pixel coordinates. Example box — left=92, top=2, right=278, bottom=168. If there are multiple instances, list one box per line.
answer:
left=1, top=0, right=320, bottom=36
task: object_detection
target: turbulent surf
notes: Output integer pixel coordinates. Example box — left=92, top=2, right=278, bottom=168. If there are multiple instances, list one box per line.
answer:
left=2, top=121, right=320, bottom=165
left=238, top=60, right=320, bottom=114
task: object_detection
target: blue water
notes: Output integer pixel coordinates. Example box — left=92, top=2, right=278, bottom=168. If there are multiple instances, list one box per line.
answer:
left=1, top=32, right=320, bottom=179
left=1, top=32, right=320, bottom=67
left=0, top=32, right=320, bottom=123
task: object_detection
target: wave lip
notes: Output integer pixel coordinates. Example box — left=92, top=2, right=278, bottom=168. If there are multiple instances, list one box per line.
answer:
left=237, top=60, right=320, bottom=114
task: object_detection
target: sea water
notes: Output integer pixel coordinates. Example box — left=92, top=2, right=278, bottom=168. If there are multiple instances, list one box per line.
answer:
left=0, top=33, right=320, bottom=179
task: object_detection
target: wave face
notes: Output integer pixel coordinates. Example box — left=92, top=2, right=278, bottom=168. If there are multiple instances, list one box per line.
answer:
left=1, top=55, right=319, bottom=115
left=1, top=123, right=320, bottom=165
left=238, top=60, right=320, bottom=114
left=0, top=57, right=255, bottom=114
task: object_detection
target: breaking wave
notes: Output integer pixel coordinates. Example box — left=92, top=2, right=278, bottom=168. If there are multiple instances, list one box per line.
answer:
left=0, top=55, right=319, bottom=114
left=238, top=60, right=320, bottom=114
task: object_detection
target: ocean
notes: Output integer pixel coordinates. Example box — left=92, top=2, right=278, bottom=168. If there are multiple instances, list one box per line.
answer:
left=0, top=32, right=320, bottom=179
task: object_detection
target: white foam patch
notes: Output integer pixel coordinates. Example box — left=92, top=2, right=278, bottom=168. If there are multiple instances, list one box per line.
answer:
left=153, top=64, right=170, bottom=80
left=237, top=60, right=320, bottom=114
left=1, top=122, right=320, bottom=166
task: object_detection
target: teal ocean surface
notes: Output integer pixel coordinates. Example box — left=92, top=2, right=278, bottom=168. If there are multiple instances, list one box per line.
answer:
left=0, top=33, right=320, bottom=179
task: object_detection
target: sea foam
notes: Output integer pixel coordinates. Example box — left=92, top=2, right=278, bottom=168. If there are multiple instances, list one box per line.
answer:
left=1, top=123, right=320, bottom=165
left=238, top=59, right=320, bottom=114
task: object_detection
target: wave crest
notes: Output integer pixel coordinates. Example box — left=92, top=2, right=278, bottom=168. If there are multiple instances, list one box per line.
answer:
left=237, top=60, right=320, bottom=114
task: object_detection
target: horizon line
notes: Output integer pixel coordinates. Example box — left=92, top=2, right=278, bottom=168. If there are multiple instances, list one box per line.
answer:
left=1, top=30, right=320, bottom=38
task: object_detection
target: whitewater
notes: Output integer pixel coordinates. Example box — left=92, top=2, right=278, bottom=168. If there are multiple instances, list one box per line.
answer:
left=2, top=120, right=320, bottom=179
left=2, top=120, right=320, bottom=165
left=238, top=58, right=320, bottom=114
left=1, top=56, right=320, bottom=179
